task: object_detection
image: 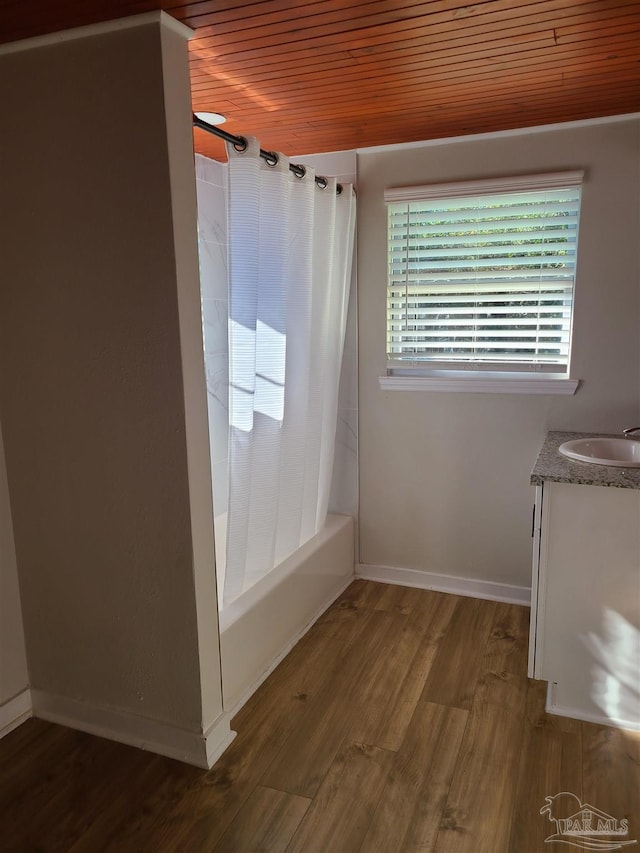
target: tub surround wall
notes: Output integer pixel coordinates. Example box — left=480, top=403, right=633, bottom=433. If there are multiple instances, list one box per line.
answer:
left=357, top=118, right=640, bottom=594
left=0, top=14, right=230, bottom=767
left=0, top=419, right=30, bottom=735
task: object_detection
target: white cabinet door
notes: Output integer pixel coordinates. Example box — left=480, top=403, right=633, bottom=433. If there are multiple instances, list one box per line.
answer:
left=535, top=481, right=640, bottom=729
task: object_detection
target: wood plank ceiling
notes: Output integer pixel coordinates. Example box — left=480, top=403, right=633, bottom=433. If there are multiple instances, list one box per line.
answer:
left=1, top=1, right=639, bottom=161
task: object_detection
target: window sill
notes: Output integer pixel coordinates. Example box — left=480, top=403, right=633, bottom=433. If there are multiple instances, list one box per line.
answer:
left=379, top=372, right=580, bottom=395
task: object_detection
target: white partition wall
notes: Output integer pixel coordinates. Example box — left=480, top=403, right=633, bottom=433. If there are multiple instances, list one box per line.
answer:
left=0, top=13, right=231, bottom=767
left=0, top=419, right=30, bottom=736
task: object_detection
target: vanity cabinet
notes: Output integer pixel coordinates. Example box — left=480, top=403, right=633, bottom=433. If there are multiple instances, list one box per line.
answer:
left=529, top=432, right=640, bottom=730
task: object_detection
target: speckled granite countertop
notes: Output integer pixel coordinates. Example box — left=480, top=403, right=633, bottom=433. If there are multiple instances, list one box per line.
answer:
left=531, top=431, right=640, bottom=490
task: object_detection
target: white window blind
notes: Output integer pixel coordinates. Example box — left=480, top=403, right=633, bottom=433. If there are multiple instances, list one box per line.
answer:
left=385, top=171, right=583, bottom=374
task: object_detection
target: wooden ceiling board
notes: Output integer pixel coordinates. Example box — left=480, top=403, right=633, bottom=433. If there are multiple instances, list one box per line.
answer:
left=1, top=0, right=638, bottom=159
left=189, top=42, right=640, bottom=103
left=187, top=0, right=637, bottom=56
left=225, top=9, right=637, bottom=60
left=187, top=21, right=636, bottom=76
left=189, top=29, right=635, bottom=92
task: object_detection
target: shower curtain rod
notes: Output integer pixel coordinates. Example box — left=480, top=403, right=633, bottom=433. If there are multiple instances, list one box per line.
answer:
left=193, top=114, right=343, bottom=194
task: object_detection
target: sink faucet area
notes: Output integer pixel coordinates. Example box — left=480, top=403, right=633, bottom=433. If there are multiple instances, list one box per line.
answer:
left=559, top=436, right=640, bottom=467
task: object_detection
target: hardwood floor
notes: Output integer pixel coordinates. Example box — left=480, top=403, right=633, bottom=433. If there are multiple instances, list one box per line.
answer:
left=1, top=580, right=638, bottom=852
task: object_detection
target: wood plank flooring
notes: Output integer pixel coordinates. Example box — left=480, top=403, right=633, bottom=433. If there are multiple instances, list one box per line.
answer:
left=1, top=580, right=638, bottom=852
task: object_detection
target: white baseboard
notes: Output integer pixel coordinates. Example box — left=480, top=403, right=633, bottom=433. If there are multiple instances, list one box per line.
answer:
left=204, top=718, right=237, bottom=768
left=356, top=563, right=531, bottom=606
left=31, top=689, right=235, bottom=769
left=0, top=688, right=32, bottom=738
left=545, top=682, right=640, bottom=733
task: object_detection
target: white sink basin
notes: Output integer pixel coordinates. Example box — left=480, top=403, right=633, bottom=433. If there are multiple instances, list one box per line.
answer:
left=559, top=437, right=640, bottom=467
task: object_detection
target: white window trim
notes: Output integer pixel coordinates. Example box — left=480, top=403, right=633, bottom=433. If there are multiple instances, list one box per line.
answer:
left=384, top=170, right=584, bottom=203
left=384, top=170, right=584, bottom=392
left=379, top=372, right=579, bottom=395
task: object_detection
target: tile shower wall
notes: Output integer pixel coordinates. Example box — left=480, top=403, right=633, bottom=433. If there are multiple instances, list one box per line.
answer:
left=195, top=155, right=229, bottom=518
left=196, top=150, right=358, bottom=537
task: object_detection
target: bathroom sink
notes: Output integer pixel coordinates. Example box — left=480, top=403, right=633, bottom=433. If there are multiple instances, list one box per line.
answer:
left=559, top=437, right=640, bottom=467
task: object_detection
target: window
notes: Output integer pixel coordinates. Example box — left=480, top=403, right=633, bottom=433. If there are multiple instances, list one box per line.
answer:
left=384, top=171, right=583, bottom=391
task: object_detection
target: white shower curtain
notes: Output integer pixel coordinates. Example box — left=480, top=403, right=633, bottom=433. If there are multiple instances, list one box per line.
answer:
left=224, top=137, right=356, bottom=605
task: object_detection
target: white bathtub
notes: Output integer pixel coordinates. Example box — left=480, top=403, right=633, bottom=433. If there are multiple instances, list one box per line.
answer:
left=217, top=513, right=354, bottom=713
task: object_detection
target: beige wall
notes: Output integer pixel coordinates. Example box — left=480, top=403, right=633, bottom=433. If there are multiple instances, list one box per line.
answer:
left=0, top=419, right=29, bottom=706
left=357, top=119, right=640, bottom=588
left=0, top=15, right=223, bottom=743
